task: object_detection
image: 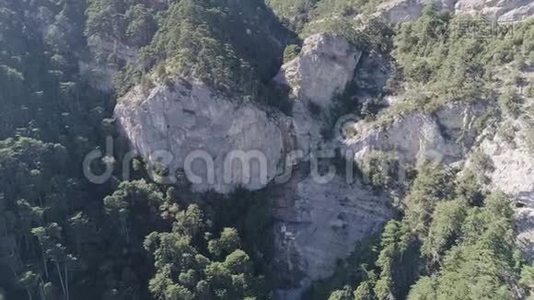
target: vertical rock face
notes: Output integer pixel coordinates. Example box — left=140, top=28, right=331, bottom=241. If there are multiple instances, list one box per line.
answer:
left=344, top=102, right=487, bottom=167
left=271, top=33, right=393, bottom=298
left=276, top=33, right=362, bottom=155
left=478, top=119, right=534, bottom=259
left=273, top=175, right=393, bottom=292
left=374, top=0, right=534, bottom=23
left=115, top=78, right=291, bottom=193
left=275, top=33, right=362, bottom=109
left=113, top=26, right=534, bottom=298
left=114, top=32, right=391, bottom=296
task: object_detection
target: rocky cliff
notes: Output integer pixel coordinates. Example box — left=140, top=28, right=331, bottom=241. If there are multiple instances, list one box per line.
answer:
left=115, top=33, right=394, bottom=295
left=375, top=0, right=533, bottom=23
left=113, top=5, right=534, bottom=298
left=115, top=78, right=291, bottom=193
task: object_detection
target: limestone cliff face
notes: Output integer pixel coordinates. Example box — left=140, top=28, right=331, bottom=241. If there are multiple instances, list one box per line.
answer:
left=271, top=34, right=391, bottom=294
left=479, top=124, right=534, bottom=258
left=375, top=0, right=534, bottom=23
left=114, top=20, right=534, bottom=299
left=276, top=33, right=362, bottom=155
left=275, top=34, right=362, bottom=108
left=342, top=61, right=534, bottom=262
left=114, top=33, right=392, bottom=296
left=115, top=78, right=291, bottom=193
left=273, top=174, right=393, bottom=296
left=344, top=102, right=487, bottom=167
left=454, top=0, right=534, bottom=21
left=115, top=33, right=362, bottom=193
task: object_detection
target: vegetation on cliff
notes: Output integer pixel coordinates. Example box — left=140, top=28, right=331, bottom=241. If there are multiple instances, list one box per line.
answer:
left=0, top=0, right=532, bottom=299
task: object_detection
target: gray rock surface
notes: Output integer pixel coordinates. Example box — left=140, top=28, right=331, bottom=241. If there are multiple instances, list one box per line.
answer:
left=479, top=117, right=534, bottom=259
left=271, top=34, right=393, bottom=298
left=115, top=33, right=390, bottom=297
left=375, top=0, right=534, bottom=23
left=454, top=0, right=534, bottom=21
left=344, top=102, right=486, bottom=167
left=276, top=33, right=362, bottom=156
left=273, top=173, right=392, bottom=296
left=114, top=21, right=534, bottom=298
left=275, top=33, right=362, bottom=108
left=115, top=78, right=291, bottom=193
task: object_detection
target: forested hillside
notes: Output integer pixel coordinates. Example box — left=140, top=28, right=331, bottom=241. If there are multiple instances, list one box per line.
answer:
left=0, top=0, right=533, bottom=300
left=0, top=1, right=277, bottom=299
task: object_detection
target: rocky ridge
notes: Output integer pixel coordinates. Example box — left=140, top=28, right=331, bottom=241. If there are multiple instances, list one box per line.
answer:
left=115, top=78, right=291, bottom=194
left=374, top=0, right=534, bottom=23
left=115, top=33, right=394, bottom=295
left=112, top=7, right=534, bottom=299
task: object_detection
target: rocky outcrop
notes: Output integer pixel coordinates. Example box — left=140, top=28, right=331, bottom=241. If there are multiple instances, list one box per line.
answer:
left=115, top=78, right=291, bottom=193
left=114, top=25, right=534, bottom=298
left=115, top=32, right=391, bottom=297
left=115, top=32, right=364, bottom=193
left=276, top=33, right=362, bottom=155
left=273, top=174, right=392, bottom=296
left=270, top=33, right=393, bottom=298
left=275, top=33, right=362, bottom=108
left=374, top=0, right=441, bottom=24
left=478, top=119, right=534, bottom=259
left=344, top=102, right=487, bottom=167
left=374, top=0, right=534, bottom=23
left=454, top=0, right=534, bottom=22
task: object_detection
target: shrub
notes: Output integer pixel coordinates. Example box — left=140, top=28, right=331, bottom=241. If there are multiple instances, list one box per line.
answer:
left=283, top=44, right=301, bottom=63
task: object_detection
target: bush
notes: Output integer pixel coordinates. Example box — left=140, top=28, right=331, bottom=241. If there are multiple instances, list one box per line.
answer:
left=361, top=151, right=398, bottom=189
left=283, top=44, right=301, bottom=63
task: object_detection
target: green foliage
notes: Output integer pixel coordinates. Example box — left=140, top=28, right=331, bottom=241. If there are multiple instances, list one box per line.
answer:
left=103, top=180, right=166, bottom=244
left=361, top=151, right=398, bottom=189
left=283, top=44, right=301, bottom=63
left=353, top=274, right=377, bottom=300
left=305, top=236, right=379, bottom=300
left=389, top=8, right=534, bottom=118
left=85, top=0, right=158, bottom=47
left=328, top=285, right=354, bottom=300
left=0, top=1, right=532, bottom=299
left=521, top=265, right=534, bottom=292
left=373, top=220, right=419, bottom=300
left=144, top=205, right=268, bottom=300
left=404, top=164, right=455, bottom=235
left=266, top=0, right=318, bottom=30
left=406, top=276, right=437, bottom=300
left=500, top=86, right=523, bottom=116
left=137, top=0, right=291, bottom=97
left=339, top=163, right=528, bottom=300
left=267, top=0, right=387, bottom=31
left=421, top=200, right=467, bottom=265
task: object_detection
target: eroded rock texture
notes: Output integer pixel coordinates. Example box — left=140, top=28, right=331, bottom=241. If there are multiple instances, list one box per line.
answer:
left=115, top=78, right=291, bottom=193
left=375, top=0, right=534, bottom=23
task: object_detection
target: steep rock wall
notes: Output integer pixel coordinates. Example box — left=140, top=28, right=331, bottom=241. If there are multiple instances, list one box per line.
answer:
left=115, top=33, right=393, bottom=297
left=344, top=102, right=487, bottom=167
left=276, top=33, right=362, bottom=155
left=115, top=78, right=291, bottom=193
left=375, top=0, right=534, bottom=23
left=272, top=33, right=392, bottom=297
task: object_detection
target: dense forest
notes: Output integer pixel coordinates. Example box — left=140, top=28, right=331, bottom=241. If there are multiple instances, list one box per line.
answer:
left=0, top=0, right=533, bottom=300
